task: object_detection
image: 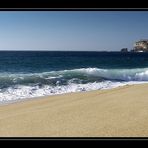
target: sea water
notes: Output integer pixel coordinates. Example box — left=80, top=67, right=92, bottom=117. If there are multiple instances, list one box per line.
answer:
left=0, top=51, right=148, bottom=103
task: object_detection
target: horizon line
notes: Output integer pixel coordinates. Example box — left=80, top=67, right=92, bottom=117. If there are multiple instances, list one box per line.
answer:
left=0, top=49, right=120, bottom=52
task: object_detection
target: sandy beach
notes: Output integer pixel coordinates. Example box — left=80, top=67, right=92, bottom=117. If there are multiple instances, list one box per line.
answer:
left=0, top=83, right=148, bottom=137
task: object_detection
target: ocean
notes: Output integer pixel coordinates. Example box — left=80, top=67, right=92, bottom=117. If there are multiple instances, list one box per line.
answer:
left=0, top=51, right=148, bottom=103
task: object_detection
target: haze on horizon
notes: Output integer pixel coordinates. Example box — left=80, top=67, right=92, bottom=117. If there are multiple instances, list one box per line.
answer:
left=0, top=11, right=148, bottom=51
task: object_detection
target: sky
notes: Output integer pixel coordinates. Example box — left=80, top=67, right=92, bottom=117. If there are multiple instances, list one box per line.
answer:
left=0, top=11, right=148, bottom=51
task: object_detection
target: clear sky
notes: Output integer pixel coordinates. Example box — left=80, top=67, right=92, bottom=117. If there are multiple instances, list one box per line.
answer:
left=0, top=11, right=148, bottom=51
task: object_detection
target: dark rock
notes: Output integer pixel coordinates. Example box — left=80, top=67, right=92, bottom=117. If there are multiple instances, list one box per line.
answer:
left=121, top=48, right=128, bottom=52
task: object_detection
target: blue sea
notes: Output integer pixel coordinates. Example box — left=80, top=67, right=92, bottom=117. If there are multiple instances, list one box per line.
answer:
left=0, top=51, right=148, bottom=103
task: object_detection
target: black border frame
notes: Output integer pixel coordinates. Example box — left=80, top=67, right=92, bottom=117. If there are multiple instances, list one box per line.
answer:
left=0, top=3, right=148, bottom=145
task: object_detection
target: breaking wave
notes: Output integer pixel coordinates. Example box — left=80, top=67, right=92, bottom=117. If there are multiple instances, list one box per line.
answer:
left=1, top=67, right=148, bottom=84
left=0, top=67, right=148, bottom=103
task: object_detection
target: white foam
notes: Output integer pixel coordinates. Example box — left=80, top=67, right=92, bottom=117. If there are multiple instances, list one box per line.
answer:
left=0, top=80, right=147, bottom=104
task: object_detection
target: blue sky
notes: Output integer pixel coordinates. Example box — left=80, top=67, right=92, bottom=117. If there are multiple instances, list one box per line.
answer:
left=0, top=11, right=148, bottom=51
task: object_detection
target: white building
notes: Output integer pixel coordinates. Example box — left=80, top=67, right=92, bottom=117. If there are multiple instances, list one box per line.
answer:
left=133, top=40, right=148, bottom=52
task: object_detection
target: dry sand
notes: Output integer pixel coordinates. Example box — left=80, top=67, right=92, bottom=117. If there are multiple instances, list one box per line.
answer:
left=0, top=83, right=148, bottom=137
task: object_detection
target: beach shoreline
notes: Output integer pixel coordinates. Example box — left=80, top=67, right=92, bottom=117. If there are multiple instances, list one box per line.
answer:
left=0, top=83, right=148, bottom=136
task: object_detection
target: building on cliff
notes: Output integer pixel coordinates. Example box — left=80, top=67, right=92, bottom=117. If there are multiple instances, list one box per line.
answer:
left=133, top=39, right=148, bottom=52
